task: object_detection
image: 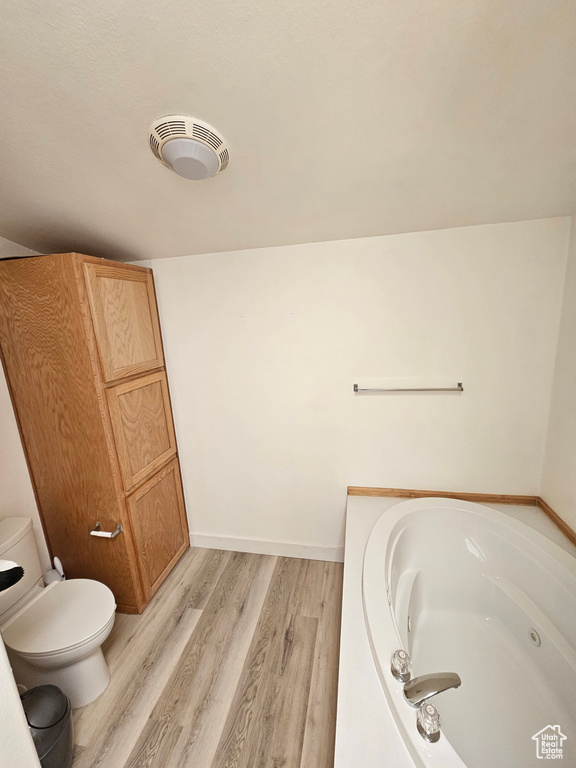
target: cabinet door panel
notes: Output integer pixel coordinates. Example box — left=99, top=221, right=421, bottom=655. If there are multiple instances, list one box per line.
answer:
left=126, top=460, right=189, bottom=600
left=83, top=263, right=164, bottom=382
left=107, top=372, right=177, bottom=491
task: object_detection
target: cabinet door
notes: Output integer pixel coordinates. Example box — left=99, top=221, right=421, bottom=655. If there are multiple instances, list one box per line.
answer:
left=126, top=459, right=188, bottom=600
left=107, top=372, right=177, bottom=491
left=83, top=263, right=164, bottom=382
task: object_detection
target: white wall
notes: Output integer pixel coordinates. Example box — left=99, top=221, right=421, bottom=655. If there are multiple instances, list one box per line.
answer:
left=0, top=639, right=40, bottom=768
left=541, top=215, right=576, bottom=528
left=150, top=217, right=569, bottom=553
left=0, top=238, right=51, bottom=570
left=0, top=235, right=39, bottom=259
left=0, top=235, right=43, bottom=767
left=0, top=369, right=50, bottom=570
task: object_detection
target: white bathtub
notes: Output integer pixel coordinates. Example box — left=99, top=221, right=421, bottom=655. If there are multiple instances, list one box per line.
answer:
left=362, top=498, right=576, bottom=768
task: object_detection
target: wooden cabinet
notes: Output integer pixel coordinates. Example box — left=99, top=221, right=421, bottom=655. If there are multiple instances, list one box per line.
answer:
left=0, top=253, right=189, bottom=613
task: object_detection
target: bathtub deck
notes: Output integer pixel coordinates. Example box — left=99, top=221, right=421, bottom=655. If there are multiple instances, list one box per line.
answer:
left=335, top=495, right=576, bottom=768
left=71, top=548, right=343, bottom=768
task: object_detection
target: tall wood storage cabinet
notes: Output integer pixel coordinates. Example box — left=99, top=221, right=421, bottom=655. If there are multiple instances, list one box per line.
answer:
left=0, top=253, right=189, bottom=613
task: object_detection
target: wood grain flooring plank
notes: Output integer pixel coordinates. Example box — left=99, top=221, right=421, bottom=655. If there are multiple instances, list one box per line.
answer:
left=123, top=719, right=183, bottom=768
left=249, top=614, right=318, bottom=768
left=300, top=561, right=343, bottom=768
left=71, top=551, right=222, bottom=765
left=72, top=606, right=201, bottom=768
left=153, top=551, right=267, bottom=725
left=73, top=547, right=228, bottom=748
left=77, top=546, right=229, bottom=740
left=71, top=549, right=343, bottom=768
left=210, top=557, right=318, bottom=768
left=72, top=745, right=87, bottom=761
left=153, top=552, right=277, bottom=768
left=299, top=558, right=330, bottom=619
left=148, top=545, right=232, bottom=612
left=168, top=546, right=232, bottom=610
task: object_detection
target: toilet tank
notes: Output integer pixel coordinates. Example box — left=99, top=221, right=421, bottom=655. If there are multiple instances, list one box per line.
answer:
left=0, top=517, right=44, bottom=621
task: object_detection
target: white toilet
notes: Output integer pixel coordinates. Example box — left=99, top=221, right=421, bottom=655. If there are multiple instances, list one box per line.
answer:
left=0, top=517, right=116, bottom=708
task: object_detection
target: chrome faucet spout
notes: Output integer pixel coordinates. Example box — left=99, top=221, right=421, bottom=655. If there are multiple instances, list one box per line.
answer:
left=403, top=672, right=461, bottom=708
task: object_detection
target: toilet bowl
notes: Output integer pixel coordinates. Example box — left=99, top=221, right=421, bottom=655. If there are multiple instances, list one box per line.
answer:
left=2, top=579, right=116, bottom=708
left=0, top=517, right=116, bottom=708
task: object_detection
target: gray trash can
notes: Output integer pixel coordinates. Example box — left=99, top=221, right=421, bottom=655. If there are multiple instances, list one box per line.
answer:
left=20, top=685, right=74, bottom=768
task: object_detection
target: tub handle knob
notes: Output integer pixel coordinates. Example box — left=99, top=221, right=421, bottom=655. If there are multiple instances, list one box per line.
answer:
left=390, top=649, right=412, bottom=682
left=417, top=702, right=441, bottom=743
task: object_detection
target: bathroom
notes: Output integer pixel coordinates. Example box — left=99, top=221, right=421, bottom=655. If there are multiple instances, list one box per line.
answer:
left=1, top=3, right=576, bottom=767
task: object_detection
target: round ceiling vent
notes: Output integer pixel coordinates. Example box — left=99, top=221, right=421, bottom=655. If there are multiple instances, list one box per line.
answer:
left=149, top=115, right=230, bottom=180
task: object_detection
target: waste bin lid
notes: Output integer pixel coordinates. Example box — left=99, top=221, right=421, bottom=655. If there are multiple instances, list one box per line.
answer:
left=20, top=685, right=69, bottom=728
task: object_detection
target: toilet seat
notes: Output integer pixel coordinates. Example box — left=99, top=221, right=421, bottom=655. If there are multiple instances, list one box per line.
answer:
left=2, top=579, right=116, bottom=656
left=12, top=614, right=116, bottom=663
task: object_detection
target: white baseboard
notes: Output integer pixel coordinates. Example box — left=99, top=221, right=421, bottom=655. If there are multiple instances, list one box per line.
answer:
left=189, top=532, right=344, bottom=563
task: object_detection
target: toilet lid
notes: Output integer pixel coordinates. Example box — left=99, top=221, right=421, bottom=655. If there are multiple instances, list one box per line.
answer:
left=2, top=579, right=116, bottom=655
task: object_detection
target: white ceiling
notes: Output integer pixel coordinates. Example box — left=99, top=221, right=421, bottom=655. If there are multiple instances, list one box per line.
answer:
left=1, top=1, right=575, bottom=261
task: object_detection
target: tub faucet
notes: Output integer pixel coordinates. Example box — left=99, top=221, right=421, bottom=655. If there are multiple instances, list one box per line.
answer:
left=403, top=672, right=461, bottom=708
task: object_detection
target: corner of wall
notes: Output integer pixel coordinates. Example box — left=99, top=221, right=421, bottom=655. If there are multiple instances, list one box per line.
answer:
left=0, top=365, right=51, bottom=571
left=0, top=235, right=40, bottom=259
left=540, top=212, right=576, bottom=528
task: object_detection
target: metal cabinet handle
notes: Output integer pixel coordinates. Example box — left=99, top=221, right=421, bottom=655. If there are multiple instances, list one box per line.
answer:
left=90, top=522, right=123, bottom=538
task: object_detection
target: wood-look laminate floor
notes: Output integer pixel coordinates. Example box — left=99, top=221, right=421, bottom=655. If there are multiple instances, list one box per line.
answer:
left=72, top=548, right=343, bottom=768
